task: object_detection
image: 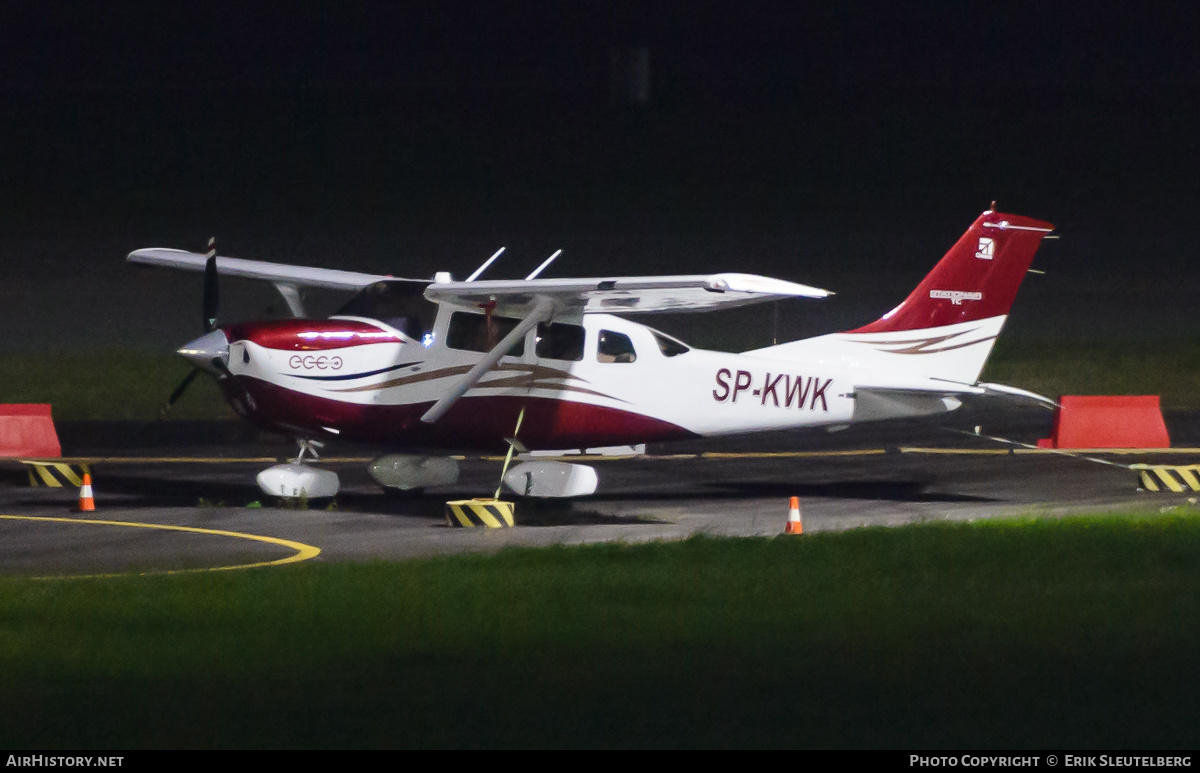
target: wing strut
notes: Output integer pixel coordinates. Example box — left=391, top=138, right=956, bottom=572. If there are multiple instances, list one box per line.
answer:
left=420, top=298, right=555, bottom=424
left=272, top=282, right=306, bottom=316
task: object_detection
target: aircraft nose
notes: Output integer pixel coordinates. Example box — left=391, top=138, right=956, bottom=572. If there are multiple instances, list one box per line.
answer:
left=177, top=329, right=230, bottom=373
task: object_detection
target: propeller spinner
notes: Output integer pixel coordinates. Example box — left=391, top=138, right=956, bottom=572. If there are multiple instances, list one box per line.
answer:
left=159, top=238, right=246, bottom=416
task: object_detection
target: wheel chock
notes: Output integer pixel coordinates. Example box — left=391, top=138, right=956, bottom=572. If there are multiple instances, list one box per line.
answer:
left=1132, top=464, right=1200, bottom=493
left=22, top=460, right=90, bottom=488
left=445, top=498, right=515, bottom=528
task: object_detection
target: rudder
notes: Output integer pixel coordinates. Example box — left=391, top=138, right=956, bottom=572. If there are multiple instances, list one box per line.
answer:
left=851, top=206, right=1054, bottom=334
left=750, top=206, right=1054, bottom=385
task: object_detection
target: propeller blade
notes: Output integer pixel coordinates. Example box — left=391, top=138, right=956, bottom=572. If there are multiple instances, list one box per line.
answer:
left=203, top=237, right=219, bottom=332
left=212, top=357, right=257, bottom=411
left=159, top=368, right=201, bottom=418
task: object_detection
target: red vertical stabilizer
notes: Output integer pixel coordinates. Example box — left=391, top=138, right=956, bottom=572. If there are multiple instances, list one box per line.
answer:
left=850, top=209, right=1055, bottom=334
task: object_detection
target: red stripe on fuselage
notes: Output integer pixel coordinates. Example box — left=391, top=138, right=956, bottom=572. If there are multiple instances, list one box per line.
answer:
left=226, top=319, right=403, bottom=351
left=226, top=376, right=695, bottom=451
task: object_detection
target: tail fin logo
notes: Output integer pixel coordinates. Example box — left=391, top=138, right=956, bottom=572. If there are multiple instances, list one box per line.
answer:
left=974, top=237, right=994, bottom=260
left=930, top=290, right=982, bottom=305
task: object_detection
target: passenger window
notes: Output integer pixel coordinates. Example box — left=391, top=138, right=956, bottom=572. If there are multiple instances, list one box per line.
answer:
left=597, top=330, right=637, bottom=363
left=446, top=312, right=526, bottom=356
left=536, top=322, right=585, bottom=361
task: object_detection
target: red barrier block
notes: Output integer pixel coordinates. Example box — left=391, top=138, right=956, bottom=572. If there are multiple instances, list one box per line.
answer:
left=0, top=404, right=62, bottom=458
left=1038, top=395, right=1170, bottom=449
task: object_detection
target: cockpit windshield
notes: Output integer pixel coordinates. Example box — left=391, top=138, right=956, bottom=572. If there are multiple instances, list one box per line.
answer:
left=650, top=328, right=690, bottom=357
left=335, top=280, right=436, bottom=341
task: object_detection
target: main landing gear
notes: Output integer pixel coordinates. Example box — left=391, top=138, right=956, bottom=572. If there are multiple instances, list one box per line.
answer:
left=255, top=439, right=340, bottom=500
left=367, top=454, right=599, bottom=498
left=253, top=444, right=601, bottom=503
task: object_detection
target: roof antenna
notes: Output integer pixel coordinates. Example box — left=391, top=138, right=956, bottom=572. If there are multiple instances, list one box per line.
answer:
left=466, top=247, right=505, bottom=282
left=525, top=249, right=562, bottom=281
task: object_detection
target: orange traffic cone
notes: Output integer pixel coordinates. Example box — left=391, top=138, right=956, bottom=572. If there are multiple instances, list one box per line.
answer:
left=784, top=496, right=803, bottom=534
left=77, top=473, right=95, bottom=512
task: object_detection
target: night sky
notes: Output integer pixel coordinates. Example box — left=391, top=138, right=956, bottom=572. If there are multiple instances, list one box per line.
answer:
left=2, top=2, right=1198, bottom=348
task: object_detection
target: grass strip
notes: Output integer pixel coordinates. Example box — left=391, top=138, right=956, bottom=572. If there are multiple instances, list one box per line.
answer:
left=0, top=350, right=234, bottom=420
left=2, top=511, right=1200, bottom=748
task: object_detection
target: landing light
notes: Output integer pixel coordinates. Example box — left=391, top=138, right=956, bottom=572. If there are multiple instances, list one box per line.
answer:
left=299, top=330, right=356, bottom=341
left=422, top=332, right=435, bottom=348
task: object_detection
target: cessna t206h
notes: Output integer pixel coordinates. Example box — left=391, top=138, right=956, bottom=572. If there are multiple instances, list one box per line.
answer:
left=128, top=206, right=1055, bottom=499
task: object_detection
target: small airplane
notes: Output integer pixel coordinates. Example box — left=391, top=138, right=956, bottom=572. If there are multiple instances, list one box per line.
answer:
left=128, top=205, right=1056, bottom=498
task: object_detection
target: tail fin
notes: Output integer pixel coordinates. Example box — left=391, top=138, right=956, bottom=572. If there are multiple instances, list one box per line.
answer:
left=850, top=207, right=1054, bottom=334
left=752, top=207, right=1054, bottom=385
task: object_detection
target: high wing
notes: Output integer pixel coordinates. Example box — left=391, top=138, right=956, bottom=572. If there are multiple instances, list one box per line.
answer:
left=129, top=252, right=825, bottom=314
left=128, top=248, right=400, bottom=290
left=128, top=250, right=830, bottom=315
left=128, top=248, right=421, bottom=317
left=424, top=273, right=831, bottom=317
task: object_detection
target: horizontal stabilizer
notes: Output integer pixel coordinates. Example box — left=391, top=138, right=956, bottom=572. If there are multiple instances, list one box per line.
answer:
left=975, top=382, right=1059, bottom=410
left=850, top=380, right=1056, bottom=424
left=852, top=387, right=966, bottom=423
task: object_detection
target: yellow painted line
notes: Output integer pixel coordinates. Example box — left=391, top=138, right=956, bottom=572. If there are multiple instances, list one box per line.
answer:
left=900, top=447, right=1012, bottom=455
left=40, top=457, right=296, bottom=464
left=0, top=515, right=321, bottom=579
left=701, top=449, right=888, bottom=459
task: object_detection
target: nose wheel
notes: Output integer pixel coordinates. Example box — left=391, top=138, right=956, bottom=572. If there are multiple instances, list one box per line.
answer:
left=254, top=438, right=339, bottom=501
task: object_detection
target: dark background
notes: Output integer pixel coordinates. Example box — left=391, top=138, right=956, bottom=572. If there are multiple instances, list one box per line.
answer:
left=2, top=2, right=1197, bottom=350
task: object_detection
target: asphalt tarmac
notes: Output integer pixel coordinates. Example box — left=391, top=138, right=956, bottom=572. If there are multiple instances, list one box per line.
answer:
left=2, top=410, right=1198, bottom=577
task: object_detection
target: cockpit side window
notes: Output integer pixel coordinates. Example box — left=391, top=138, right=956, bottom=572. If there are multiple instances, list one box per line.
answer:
left=536, top=322, right=585, bottom=361
left=597, top=330, right=637, bottom=363
left=446, top=311, right=526, bottom=356
left=335, top=280, right=436, bottom=341
left=651, top=330, right=690, bottom=357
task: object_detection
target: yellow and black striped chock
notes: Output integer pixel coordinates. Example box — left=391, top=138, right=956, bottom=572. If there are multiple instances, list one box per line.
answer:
left=1132, top=464, right=1200, bottom=493
left=22, top=461, right=90, bottom=488
left=445, top=498, right=515, bottom=528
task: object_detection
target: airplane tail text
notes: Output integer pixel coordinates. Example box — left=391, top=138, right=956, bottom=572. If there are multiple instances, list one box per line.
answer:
left=751, top=207, right=1054, bottom=386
